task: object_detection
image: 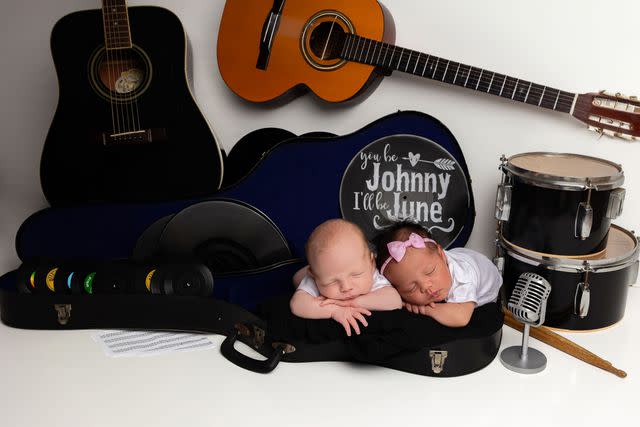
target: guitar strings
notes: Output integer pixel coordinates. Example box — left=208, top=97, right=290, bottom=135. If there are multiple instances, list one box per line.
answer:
left=120, top=0, right=142, bottom=136
left=342, top=36, right=633, bottom=134
left=129, top=4, right=142, bottom=135
left=356, top=39, right=577, bottom=105
left=344, top=35, right=577, bottom=102
left=108, top=0, right=126, bottom=136
left=122, top=1, right=142, bottom=136
left=342, top=35, right=577, bottom=107
left=103, top=0, right=118, bottom=137
left=321, top=15, right=339, bottom=61
left=115, top=20, right=131, bottom=136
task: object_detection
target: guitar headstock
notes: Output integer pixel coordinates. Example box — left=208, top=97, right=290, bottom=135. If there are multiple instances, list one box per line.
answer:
left=573, top=91, right=640, bottom=141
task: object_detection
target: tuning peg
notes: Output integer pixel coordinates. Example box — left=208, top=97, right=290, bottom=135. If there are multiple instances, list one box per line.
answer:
left=588, top=126, right=605, bottom=139
left=599, top=90, right=617, bottom=97
left=614, top=132, right=634, bottom=141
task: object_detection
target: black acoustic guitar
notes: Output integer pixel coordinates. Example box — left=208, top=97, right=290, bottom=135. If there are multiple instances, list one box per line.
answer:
left=41, top=1, right=224, bottom=205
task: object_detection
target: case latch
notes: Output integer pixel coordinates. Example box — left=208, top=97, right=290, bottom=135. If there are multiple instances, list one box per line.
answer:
left=54, top=304, right=72, bottom=325
left=429, top=350, right=448, bottom=374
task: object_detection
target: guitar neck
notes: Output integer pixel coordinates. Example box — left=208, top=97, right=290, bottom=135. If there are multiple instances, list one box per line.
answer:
left=101, top=0, right=132, bottom=50
left=340, top=35, right=576, bottom=114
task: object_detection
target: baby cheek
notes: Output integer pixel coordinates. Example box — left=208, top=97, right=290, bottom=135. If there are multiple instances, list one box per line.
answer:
left=402, top=291, right=430, bottom=306
left=356, top=279, right=374, bottom=295
left=320, top=286, right=339, bottom=299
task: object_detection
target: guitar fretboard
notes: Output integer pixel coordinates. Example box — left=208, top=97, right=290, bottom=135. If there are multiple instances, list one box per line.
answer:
left=341, top=34, right=576, bottom=114
left=102, top=0, right=132, bottom=50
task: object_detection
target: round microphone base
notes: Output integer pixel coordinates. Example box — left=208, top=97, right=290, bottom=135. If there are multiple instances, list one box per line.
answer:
left=500, top=346, right=547, bottom=374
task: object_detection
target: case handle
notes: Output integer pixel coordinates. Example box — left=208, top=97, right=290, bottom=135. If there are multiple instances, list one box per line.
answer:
left=221, top=329, right=285, bottom=374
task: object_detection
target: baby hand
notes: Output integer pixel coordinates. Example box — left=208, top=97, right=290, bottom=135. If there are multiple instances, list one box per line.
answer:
left=403, top=302, right=435, bottom=316
left=330, top=306, right=371, bottom=336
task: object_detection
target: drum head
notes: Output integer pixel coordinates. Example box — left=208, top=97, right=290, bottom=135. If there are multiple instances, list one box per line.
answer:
left=157, top=200, right=293, bottom=274
left=499, top=224, right=639, bottom=271
left=504, top=152, right=623, bottom=190
left=339, top=134, right=472, bottom=248
left=590, top=225, right=637, bottom=261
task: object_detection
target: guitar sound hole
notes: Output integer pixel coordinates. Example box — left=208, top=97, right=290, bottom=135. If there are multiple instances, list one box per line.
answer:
left=98, top=51, right=145, bottom=94
left=309, top=21, right=347, bottom=60
left=89, top=46, right=152, bottom=102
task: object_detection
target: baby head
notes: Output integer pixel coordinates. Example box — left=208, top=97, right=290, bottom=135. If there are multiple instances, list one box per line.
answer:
left=306, top=219, right=376, bottom=300
left=375, top=221, right=452, bottom=305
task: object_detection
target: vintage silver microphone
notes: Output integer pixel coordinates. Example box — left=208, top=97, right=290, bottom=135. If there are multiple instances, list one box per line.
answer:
left=500, top=272, right=552, bottom=374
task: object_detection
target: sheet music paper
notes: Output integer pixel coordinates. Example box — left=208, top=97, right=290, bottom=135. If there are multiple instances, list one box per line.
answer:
left=92, top=330, right=215, bottom=357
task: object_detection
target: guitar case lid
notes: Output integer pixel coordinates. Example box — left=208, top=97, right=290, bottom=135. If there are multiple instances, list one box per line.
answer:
left=16, top=110, right=475, bottom=262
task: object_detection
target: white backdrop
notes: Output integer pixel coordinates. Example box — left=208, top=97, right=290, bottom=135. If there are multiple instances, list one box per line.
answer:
left=0, top=2, right=639, bottom=426
left=1, top=0, right=638, bottom=273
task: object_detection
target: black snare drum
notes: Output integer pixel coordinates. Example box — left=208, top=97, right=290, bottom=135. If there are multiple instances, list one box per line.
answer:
left=497, top=224, right=639, bottom=331
left=496, top=152, right=625, bottom=256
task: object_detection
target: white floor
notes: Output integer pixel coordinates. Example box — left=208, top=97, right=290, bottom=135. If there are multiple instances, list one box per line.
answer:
left=1, top=285, right=637, bottom=427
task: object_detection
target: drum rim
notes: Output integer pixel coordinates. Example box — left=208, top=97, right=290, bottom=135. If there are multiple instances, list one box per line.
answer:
left=497, top=224, right=639, bottom=273
left=502, top=152, right=624, bottom=191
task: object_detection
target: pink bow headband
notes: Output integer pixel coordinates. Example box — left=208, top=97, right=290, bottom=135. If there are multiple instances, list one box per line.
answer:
left=380, top=233, right=437, bottom=274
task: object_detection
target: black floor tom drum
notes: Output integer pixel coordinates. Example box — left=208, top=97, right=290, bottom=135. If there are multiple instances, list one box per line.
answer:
left=497, top=224, right=639, bottom=331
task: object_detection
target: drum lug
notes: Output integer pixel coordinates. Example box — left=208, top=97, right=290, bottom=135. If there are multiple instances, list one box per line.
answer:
left=574, top=282, right=591, bottom=318
left=495, top=184, right=512, bottom=221
left=631, top=260, right=639, bottom=285
left=575, top=202, right=593, bottom=240
left=606, top=188, right=626, bottom=219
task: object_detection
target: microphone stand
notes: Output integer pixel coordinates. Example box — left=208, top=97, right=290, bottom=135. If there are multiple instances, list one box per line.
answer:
left=503, top=310, right=627, bottom=378
left=501, top=317, right=548, bottom=374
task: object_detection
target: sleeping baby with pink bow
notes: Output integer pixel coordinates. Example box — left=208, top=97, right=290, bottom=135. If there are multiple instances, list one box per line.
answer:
left=290, top=219, right=501, bottom=334
left=374, top=221, right=502, bottom=327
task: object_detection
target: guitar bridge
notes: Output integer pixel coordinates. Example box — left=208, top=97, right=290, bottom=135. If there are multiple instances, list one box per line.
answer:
left=101, top=128, right=167, bottom=146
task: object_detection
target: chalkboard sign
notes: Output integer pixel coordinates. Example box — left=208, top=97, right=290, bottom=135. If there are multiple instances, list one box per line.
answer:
left=340, top=134, right=471, bottom=248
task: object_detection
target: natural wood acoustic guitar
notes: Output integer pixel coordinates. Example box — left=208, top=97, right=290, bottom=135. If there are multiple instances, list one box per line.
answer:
left=217, top=0, right=640, bottom=141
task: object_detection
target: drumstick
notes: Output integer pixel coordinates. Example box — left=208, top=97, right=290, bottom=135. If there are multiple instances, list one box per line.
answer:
left=503, top=310, right=627, bottom=378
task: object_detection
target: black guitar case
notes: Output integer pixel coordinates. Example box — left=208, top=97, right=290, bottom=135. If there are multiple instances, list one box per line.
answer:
left=1, top=111, right=503, bottom=376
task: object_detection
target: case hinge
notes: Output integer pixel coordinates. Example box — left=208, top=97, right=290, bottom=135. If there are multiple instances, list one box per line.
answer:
left=54, top=304, right=72, bottom=325
left=234, top=323, right=266, bottom=349
left=429, top=350, right=448, bottom=374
